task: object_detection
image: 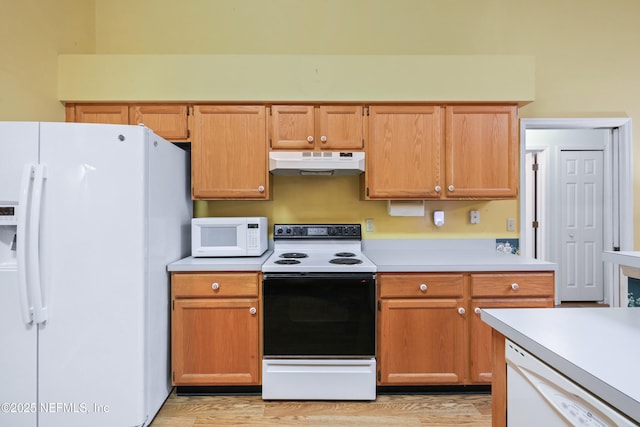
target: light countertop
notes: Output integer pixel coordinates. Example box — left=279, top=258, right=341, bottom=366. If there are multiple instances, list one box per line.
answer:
left=602, top=251, right=640, bottom=267
left=363, top=239, right=557, bottom=272
left=481, top=307, right=640, bottom=422
left=168, top=239, right=558, bottom=273
left=168, top=250, right=273, bottom=272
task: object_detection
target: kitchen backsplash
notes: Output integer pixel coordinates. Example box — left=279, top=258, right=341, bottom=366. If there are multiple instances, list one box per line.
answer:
left=197, top=175, right=520, bottom=240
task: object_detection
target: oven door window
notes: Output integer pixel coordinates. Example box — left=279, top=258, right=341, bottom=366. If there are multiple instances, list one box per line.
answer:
left=263, top=274, right=375, bottom=357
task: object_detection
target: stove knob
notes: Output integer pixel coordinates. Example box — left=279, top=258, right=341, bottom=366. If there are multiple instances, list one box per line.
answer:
left=276, top=228, right=283, bottom=234
left=286, top=228, right=292, bottom=234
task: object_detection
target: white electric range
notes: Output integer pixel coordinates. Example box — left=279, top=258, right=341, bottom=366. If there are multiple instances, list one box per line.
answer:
left=261, top=224, right=377, bottom=401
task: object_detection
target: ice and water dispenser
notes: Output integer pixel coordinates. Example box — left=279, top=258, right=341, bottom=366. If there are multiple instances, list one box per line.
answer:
left=0, top=203, right=18, bottom=267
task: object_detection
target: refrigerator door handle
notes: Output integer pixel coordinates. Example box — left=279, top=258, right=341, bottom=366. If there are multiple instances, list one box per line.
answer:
left=17, top=164, right=35, bottom=325
left=28, top=164, right=48, bottom=324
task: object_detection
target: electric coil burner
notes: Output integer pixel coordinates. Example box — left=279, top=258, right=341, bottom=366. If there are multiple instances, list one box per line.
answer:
left=261, top=224, right=377, bottom=401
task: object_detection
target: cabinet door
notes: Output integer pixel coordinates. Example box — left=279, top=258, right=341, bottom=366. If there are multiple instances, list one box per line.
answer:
left=70, top=104, right=129, bottom=124
left=444, top=105, right=518, bottom=199
left=172, top=298, right=260, bottom=385
left=469, top=298, right=553, bottom=383
left=318, top=105, right=363, bottom=150
left=366, top=105, right=443, bottom=199
left=270, top=105, right=315, bottom=149
left=129, top=104, right=189, bottom=141
left=378, top=298, right=465, bottom=385
left=192, top=105, right=268, bottom=199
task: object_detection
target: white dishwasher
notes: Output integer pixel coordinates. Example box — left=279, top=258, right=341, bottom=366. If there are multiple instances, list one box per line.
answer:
left=506, top=340, right=636, bottom=426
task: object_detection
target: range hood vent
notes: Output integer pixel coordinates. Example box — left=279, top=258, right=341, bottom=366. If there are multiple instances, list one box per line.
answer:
left=269, top=151, right=365, bottom=176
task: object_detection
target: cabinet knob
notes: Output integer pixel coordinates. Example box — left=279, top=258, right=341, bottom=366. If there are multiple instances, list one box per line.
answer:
left=458, top=307, right=466, bottom=315
left=258, top=185, right=265, bottom=193
left=320, top=135, right=327, bottom=143
left=511, top=283, right=520, bottom=291
left=448, top=185, right=455, bottom=192
left=307, top=135, right=314, bottom=143
left=434, top=185, right=441, bottom=192
left=211, top=282, right=220, bottom=290
left=419, top=283, right=428, bottom=292
left=474, top=307, right=482, bottom=314
left=249, top=307, right=257, bottom=315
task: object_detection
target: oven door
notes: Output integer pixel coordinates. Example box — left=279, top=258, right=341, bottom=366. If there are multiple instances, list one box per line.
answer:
left=263, top=273, right=376, bottom=357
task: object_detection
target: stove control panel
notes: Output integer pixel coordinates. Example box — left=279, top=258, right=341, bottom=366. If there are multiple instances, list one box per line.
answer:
left=274, top=224, right=362, bottom=240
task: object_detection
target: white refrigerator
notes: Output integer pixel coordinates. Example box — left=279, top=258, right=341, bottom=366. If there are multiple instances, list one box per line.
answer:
left=0, top=122, right=192, bottom=427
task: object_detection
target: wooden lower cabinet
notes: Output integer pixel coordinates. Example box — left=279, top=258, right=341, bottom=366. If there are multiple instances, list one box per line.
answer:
left=468, top=272, right=555, bottom=384
left=171, top=272, right=261, bottom=386
left=378, top=273, right=466, bottom=385
left=377, top=271, right=555, bottom=386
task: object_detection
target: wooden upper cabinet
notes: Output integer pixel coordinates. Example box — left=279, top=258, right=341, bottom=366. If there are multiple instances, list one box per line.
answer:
left=270, top=105, right=314, bottom=149
left=66, top=103, right=189, bottom=142
left=366, top=105, right=443, bottom=199
left=191, top=105, right=269, bottom=200
left=129, top=104, right=189, bottom=141
left=270, top=105, right=364, bottom=150
left=444, top=105, right=518, bottom=199
left=318, top=105, right=364, bottom=150
left=68, top=104, right=129, bottom=125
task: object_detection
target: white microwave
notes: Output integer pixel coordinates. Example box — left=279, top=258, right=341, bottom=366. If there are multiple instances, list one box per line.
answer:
left=191, top=217, right=268, bottom=257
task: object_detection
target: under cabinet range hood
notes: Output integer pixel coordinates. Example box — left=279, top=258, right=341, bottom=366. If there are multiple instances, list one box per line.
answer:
left=269, top=151, right=365, bottom=176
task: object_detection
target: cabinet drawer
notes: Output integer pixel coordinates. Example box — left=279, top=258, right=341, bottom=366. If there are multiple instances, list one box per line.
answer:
left=379, top=273, right=464, bottom=298
left=470, top=272, right=554, bottom=298
left=172, top=272, right=260, bottom=297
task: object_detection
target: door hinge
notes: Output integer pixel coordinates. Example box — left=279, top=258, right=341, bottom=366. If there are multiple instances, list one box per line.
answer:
left=172, top=372, right=175, bottom=381
left=171, top=300, right=174, bottom=310
left=532, top=163, right=539, bottom=171
left=377, top=370, right=381, bottom=381
left=186, top=129, right=190, bottom=139
left=377, top=300, right=381, bottom=311
left=186, top=106, right=190, bottom=116
left=613, top=246, right=621, bottom=251
left=366, top=187, right=370, bottom=197
left=532, top=221, right=539, bottom=229
left=363, top=107, right=369, bottom=116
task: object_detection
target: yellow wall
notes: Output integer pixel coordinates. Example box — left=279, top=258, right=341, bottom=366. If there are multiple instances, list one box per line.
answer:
left=5, top=0, right=640, bottom=242
left=0, top=0, right=95, bottom=120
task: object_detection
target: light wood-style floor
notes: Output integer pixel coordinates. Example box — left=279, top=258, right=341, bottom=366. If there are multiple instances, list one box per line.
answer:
left=150, top=392, right=492, bottom=426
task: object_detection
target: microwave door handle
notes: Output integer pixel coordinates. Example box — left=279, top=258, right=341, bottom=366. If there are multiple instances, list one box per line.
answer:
left=17, top=164, right=35, bottom=325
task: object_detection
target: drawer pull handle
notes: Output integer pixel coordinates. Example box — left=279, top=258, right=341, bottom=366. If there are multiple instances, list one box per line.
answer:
left=320, top=135, right=327, bottom=143
left=511, top=283, right=520, bottom=291
left=458, top=307, right=466, bottom=315
left=307, top=135, right=314, bottom=143
left=211, top=282, right=220, bottom=290
left=419, top=283, right=428, bottom=292
left=434, top=185, right=441, bottom=192
left=474, top=307, right=482, bottom=314
left=249, top=307, right=257, bottom=315
left=448, top=185, right=455, bottom=192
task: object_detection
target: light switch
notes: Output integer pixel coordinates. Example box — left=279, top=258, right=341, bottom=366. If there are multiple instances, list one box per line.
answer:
left=470, top=210, right=480, bottom=224
left=507, top=218, right=516, bottom=231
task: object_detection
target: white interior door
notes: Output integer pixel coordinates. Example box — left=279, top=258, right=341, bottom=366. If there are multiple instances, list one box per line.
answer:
left=560, top=150, right=604, bottom=301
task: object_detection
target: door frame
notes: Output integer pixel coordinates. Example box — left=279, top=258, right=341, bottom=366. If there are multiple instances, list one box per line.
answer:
left=519, top=118, right=633, bottom=306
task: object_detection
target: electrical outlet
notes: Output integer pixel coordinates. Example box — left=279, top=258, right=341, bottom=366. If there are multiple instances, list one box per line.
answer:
left=365, top=218, right=375, bottom=232
left=507, top=218, right=516, bottom=232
